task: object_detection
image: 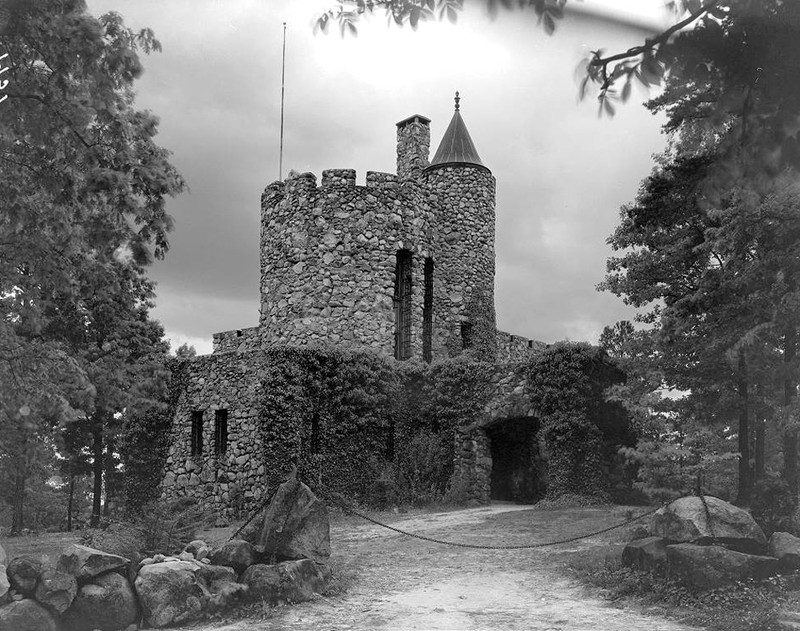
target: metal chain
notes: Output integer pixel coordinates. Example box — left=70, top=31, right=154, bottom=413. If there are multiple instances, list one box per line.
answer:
left=310, top=483, right=665, bottom=551
left=230, top=473, right=683, bottom=551
left=698, top=491, right=717, bottom=541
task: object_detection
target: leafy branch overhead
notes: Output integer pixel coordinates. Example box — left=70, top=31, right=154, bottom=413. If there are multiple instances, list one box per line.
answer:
left=316, top=0, right=800, bottom=181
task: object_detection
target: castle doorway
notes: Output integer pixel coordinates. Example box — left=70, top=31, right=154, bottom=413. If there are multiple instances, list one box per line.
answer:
left=486, top=417, right=544, bottom=504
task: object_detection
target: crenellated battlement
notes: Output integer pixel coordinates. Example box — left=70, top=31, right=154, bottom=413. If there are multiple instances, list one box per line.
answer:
left=253, top=104, right=498, bottom=362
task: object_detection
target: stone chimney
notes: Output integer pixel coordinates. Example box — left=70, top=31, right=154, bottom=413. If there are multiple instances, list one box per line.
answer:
left=396, top=114, right=431, bottom=180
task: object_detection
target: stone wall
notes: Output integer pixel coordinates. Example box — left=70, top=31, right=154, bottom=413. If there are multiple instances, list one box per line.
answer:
left=452, top=361, right=541, bottom=504
left=496, top=330, right=546, bottom=362
left=161, top=351, right=268, bottom=516
left=212, top=326, right=261, bottom=354
left=425, top=164, right=497, bottom=361
left=396, top=115, right=430, bottom=181
left=259, top=170, right=435, bottom=359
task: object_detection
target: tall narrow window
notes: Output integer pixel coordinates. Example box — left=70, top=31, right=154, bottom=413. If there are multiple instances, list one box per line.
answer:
left=190, top=411, right=203, bottom=456
left=422, top=258, right=434, bottom=363
left=214, top=409, right=228, bottom=455
left=393, top=250, right=413, bottom=360
left=461, top=322, right=473, bottom=350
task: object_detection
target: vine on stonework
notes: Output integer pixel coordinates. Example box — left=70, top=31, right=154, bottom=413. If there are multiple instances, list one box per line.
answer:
left=251, top=342, right=629, bottom=507
left=120, top=358, right=188, bottom=512
left=526, top=342, right=628, bottom=500
left=258, top=346, right=401, bottom=501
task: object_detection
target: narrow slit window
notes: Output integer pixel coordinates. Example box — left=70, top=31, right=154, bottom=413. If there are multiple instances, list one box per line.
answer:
left=190, top=411, right=203, bottom=456
left=461, top=323, right=473, bottom=350
left=422, top=258, right=434, bottom=363
left=393, top=250, right=413, bottom=360
left=214, top=409, right=228, bottom=455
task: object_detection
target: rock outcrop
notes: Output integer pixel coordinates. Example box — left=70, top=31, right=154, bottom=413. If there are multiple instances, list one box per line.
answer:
left=251, top=471, right=331, bottom=564
left=6, top=555, right=44, bottom=597
left=241, top=559, right=327, bottom=605
left=653, top=496, right=767, bottom=554
left=209, top=539, right=257, bottom=575
left=134, top=560, right=247, bottom=628
left=57, top=545, right=129, bottom=582
left=666, top=543, right=779, bottom=590
left=0, top=598, right=58, bottom=631
left=622, top=537, right=667, bottom=573
left=769, top=531, right=800, bottom=571
left=64, top=570, right=139, bottom=631
left=33, top=568, right=77, bottom=614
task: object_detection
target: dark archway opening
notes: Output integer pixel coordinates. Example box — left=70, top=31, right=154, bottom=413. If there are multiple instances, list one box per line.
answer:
left=487, top=417, right=544, bottom=504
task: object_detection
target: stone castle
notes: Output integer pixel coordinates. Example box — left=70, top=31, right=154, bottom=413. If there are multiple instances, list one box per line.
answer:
left=160, top=96, right=555, bottom=511
left=212, top=93, right=536, bottom=361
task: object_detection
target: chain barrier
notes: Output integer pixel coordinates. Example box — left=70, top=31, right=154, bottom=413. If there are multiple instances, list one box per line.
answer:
left=309, top=484, right=665, bottom=550
left=230, top=473, right=703, bottom=551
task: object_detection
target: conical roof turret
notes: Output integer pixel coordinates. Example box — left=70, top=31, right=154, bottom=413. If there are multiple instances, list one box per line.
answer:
left=427, top=92, right=487, bottom=171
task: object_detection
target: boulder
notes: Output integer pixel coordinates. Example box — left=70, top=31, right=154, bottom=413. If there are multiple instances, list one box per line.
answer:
left=57, top=545, right=129, bottom=582
left=0, top=544, right=7, bottom=567
left=0, top=598, right=59, bottom=631
left=6, top=555, right=44, bottom=596
left=241, top=559, right=327, bottom=605
left=653, top=496, right=767, bottom=554
left=34, top=568, right=77, bottom=614
left=134, top=560, right=246, bottom=628
left=250, top=471, right=331, bottom=564
left=0, top=566, right=10, bottom=606
left=666, top=543, right=780, bottom=590
left=183, top=540, right=211, bottom=562
left=209, top=539, right=256, bottom=575
left=769, top=532, right=800, bottom=571
left=622, top=537, right=667, bottom=573
left=63, top=571, right=139, bottom=631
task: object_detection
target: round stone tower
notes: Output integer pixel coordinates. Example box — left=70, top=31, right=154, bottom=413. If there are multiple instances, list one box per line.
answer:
left=424, top=93, right=497, bottom=361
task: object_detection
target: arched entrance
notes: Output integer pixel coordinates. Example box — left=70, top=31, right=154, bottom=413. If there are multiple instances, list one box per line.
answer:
left=486, top=416, right=544, bottom=504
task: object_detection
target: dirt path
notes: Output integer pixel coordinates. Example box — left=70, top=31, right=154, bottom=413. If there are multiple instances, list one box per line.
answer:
left=199, top=504, right=701, bottom=631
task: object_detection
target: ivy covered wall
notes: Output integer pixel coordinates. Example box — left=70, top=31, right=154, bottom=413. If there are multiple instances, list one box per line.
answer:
left=158, top=342, right=632, bottom=514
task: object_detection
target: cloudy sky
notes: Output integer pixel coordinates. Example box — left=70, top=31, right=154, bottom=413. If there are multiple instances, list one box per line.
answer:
left=85, top=0, right=674, bottom=355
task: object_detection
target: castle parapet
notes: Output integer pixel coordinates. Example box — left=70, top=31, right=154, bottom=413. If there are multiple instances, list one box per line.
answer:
left=212, top=326, right=261, bottom=353
left=322, top=169, right=356, bottom=188
left=366, top=171, right=398, bottom=189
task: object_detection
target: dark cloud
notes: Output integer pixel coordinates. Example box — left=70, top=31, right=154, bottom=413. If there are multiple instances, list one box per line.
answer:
left=87, top=0, right=669, bottom=353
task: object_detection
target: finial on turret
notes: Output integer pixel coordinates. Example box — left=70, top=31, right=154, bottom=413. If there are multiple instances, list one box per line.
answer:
left=454, top=91, right=460, bottom=111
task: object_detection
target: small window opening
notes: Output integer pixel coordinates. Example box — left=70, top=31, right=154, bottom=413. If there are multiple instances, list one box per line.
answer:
left=214, top=409, right=228, bottom=455
left=394, top=250, right=413, bottom=360
left=190, top=411, right=203, bottom=456
left=461, top=323, right=473, bottom=350
left=422, top=258, right=434, bottom=363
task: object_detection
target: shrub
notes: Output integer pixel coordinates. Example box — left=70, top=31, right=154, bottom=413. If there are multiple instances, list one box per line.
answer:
left=751, top=475, right=798, bottom=537
left=81, top=497, right=213, bottom=558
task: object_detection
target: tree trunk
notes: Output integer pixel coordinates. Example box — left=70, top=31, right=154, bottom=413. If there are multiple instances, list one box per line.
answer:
left=736, top=349, right=751, bottom=505
left=10, top=471, right=25, bottom=535
left=67, top=473, right=75, bottom=532
left=90, top=420, right=104, bottom=528
left=783, top=328, right=798, bottom=496
left=755, top=419, right=766, bottom=481
left=102, top=438, right=115, bottom=517
left=754, top=382, right=766, bottom=482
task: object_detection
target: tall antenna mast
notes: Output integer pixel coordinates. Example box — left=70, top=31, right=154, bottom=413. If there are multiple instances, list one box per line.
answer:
left=279, top=21, right=287, bottom=180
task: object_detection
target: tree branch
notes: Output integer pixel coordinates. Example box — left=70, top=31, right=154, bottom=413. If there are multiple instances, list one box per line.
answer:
left=590, top=0, right=722, bottom=90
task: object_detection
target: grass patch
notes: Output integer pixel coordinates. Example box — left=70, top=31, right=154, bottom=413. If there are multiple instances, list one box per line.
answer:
left=568, top=548, right=799, bottom=631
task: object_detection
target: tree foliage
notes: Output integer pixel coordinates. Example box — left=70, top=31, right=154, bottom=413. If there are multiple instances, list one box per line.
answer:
left=0, top=0, right=184, bottom=530
left=318, top=0, right=800, bottom=194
